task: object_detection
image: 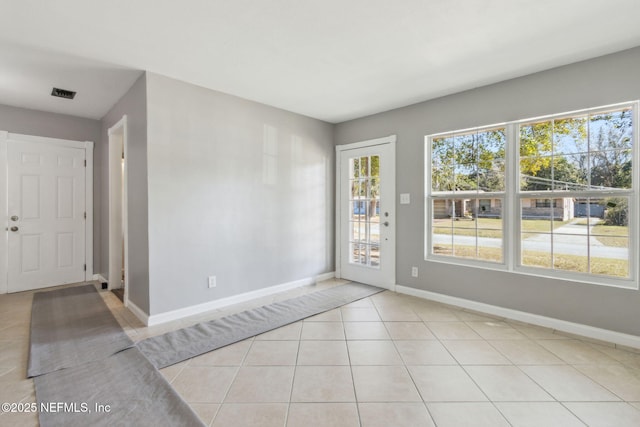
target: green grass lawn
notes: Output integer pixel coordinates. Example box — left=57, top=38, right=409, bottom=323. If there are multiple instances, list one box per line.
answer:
left=434, top=218, right=628, bottom=248
left=522, top=250, right=629, bottom=278
left=433, top=218, right=503, bottom=238
left=521, top=219, right=569, bottom=232
left=432, top=244, right=503, bottom=262
left=433, top=218, right=568, bottom=239
left=433, top=243, right=628, bottom=277
left=592, top=223, right=629, bottom=247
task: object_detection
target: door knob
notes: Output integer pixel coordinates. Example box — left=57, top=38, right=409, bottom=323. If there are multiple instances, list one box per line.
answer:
left=383, top=221, right=389, bottom=227
left=10, top=215, right=18, bottom=221
left=10, top=226, right=19, bottom=232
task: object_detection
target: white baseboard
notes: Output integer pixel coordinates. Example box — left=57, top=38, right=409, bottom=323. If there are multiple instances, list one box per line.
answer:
left=126, top=299, right=150, bottom=326
left=147, top=271, right=336, bottom=326
left=315, top=271, right=336, bottom=282
left=396, top=285, right=640, bottom=350
left=93, top=274, right=108, bottom=283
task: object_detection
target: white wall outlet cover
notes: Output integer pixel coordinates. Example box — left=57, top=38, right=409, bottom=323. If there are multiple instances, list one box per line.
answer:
left=400, top=193, right=410, bottom=204
left=208, top=276, right=217, bottom=288
left=411, top=267, right=418, bottom=277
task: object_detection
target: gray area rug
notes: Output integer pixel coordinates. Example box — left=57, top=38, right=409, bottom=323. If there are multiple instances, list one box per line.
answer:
left=137, top=282, right=383, bottom=369
left=28, top=285, right=134, bottom=378
left=28, top=281, right=382, bottom=426
left=34, top=347, right=205, bottom=427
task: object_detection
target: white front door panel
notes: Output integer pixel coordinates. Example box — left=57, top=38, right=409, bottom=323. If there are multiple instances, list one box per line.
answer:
left=7, top=140, right=86, bottom=292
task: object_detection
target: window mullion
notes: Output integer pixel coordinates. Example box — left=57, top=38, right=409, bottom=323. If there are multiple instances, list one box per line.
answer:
left=424, top=136, right=432, bottom=260
left=632, top=104, right=640, bottom=285
left=506, top=123, right=518, bottom=271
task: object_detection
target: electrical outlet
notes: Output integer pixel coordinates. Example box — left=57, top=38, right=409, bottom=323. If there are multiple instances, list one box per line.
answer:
left=208, top=276, right=217, bottom=288
left=411, top=267, right=418, bottom=278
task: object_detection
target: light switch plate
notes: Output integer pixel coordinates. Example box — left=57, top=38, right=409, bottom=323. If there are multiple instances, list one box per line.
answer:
left=400, top=193, right=410, bottom=204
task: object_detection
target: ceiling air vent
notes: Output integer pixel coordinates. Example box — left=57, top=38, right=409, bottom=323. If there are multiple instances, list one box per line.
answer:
left=51, top=87, right=76, bottom=99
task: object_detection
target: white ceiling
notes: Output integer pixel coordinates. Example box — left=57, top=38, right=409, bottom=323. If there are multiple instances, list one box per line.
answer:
left=0, top=41, right=142, bottom=120
left=1, top=0, right=639, bottom=123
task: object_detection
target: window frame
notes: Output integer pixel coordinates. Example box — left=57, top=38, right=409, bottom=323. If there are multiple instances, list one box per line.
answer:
left=426, top=123, right=509, bottom=269
left=425, top=101, right=639, bottom=289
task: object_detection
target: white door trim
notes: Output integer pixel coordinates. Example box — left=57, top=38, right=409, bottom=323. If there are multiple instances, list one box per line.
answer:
left=0, top=131, right=7, bottom=294
left=335, top=135, right=396, bottom=289
left=108, top=115, right=129, bottom=306
left=0, top=131, right=94, bottom=294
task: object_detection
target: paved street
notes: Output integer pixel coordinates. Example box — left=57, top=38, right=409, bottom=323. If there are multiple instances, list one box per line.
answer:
left=432, top=219, right=628, bottom=260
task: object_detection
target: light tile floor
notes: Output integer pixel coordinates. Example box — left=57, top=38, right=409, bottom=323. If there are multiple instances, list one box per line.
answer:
left=2, top=279, right=640, bottom=426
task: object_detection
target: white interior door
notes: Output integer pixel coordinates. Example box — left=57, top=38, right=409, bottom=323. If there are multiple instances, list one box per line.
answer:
left=338, top=138, right=395, bottom=289
left=7, top=140, right=86, bottom=292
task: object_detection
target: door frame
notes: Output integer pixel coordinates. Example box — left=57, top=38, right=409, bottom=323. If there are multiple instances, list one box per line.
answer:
left=0, top=131, right=94, bottom=294
left=335, top=135, right=396, bottom=289
left=108, top=115, right=129, bottom=306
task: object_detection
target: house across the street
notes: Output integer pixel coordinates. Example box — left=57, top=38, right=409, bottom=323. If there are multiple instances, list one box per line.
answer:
left=433, top=197, right=576, bottom=221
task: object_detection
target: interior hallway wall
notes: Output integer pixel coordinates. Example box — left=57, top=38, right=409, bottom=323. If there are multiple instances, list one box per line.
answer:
left=100, top=73, right=150, bottom=313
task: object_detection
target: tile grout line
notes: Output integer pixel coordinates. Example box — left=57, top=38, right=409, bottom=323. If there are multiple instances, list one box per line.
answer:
left=383, top=300, right=440, bottom=426
left=414, top=297, right=542, bottom=426
left=283, top=324, right=304, bottom=427
left=207, top=337, right=255, bottom=425
left=341, top=303, right=363, bottom=427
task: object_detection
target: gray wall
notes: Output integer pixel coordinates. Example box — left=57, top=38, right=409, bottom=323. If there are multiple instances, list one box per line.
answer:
left=335, top=46, right=640, bottom=336
left=100, top=73, right=150, bottom=313
left=146, top=73, right=334, bottom=315
left=0, top=104, right=103, bottom=272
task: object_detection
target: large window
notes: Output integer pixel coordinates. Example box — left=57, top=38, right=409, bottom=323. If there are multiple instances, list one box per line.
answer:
left=519, top=107, right=633, bottom=279
left=426, top=103, right=638, bottom=287
left=430, top=127, right=506, bottom=263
